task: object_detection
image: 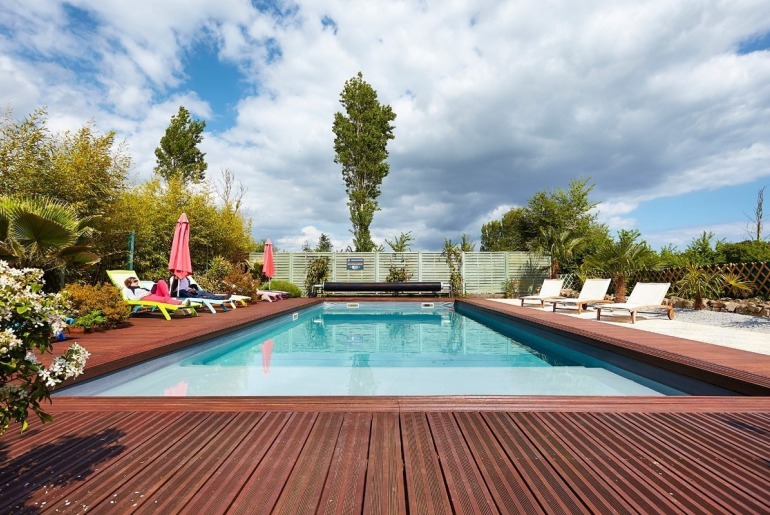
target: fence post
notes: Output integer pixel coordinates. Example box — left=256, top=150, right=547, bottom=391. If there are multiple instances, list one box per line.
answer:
left=418, top=252, right=423, bottom=281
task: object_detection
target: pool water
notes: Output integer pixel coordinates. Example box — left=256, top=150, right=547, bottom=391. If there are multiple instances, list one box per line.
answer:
left=58, top=302, right=735, bottom=397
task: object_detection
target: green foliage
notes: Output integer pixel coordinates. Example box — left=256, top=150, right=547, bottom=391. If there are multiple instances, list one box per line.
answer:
left=386, top=264, right=413, bottom=283
left=480, top=178, right=605, bottom=272
left=674, top=263, right=753, bottom=309
left=501, top=277, right=519, bottom=298
left=442, top=239, right=464, bottom=297
left=0, top=196, right=100, bottom=275
left=582, top=229, right=658, bottom=302
left=316, top=234, right=334, bottom=252
left=154, top=106, right=207, bottom=184
left=0, top=108, right=130, bottom=222
left=459, top=233, right=476, bottom=252
left=72, top=310, right=108, bottom=331
left=63, top=282, right=131, bottom=328
left=385, top=231, right=414, bottom=252
left=1, top=262, right=90, bottom=435
left=304, top=256, right=330, bottom=295
left=93, top=177, right=254, bottom=279
left=195, top=257, right=259, bottom=299
left=532, top=226, right=584, bottom=278
left=333, top=72, right=396, bottom=252
left=717, top=240, right=770, bottom=263
left=268, top=279, right=302, bottom=298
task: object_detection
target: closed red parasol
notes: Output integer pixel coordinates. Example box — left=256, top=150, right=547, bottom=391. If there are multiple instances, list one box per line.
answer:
left=169, top=213, right=192, bottom=280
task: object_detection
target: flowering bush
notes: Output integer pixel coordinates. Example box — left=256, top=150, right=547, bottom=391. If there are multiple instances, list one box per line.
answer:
left=0, top=261, right=90, bottom=435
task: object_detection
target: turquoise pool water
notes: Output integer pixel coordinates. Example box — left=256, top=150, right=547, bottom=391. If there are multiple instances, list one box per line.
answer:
left=58, top=302, right=734, bottom=397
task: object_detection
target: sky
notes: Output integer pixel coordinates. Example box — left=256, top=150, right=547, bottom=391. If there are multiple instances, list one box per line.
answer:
left=1, top=0, right=770, bottom=252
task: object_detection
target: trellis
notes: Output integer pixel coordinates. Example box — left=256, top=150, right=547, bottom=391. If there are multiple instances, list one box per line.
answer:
left=560, top=261, right=770, bottom=298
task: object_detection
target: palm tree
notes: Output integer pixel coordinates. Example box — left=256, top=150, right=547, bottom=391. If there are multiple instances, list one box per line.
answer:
left=533, top=226, right=584, bottom=279
left=0, top=196, right=100, bottom=272
left=582, top=230, right=658, bottom=302
left=675, top=264, right=753, bottom=309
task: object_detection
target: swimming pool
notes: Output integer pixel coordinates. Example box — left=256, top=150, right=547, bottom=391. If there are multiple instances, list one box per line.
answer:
left=58, top=302, right=735, bottom=397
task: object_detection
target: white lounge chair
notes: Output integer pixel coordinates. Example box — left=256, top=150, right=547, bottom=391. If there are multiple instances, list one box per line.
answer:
left=548, top=278, right=611, bottom=314
left=519, top=279, right=564, bottom=307
left=595, top=282, right=674, bottom=324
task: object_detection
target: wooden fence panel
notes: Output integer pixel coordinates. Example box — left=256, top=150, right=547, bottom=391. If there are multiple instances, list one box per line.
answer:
left=252, top=252, right=550, bottom=294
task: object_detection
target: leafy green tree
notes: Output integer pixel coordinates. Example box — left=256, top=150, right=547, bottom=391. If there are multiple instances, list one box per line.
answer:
left=459, top=233, right=476, bottom=252
left=316, top=233, right=333, bottom=252
left=582, top=229, right=658, bottom=302
left=717, top=240, right=770, bottom=263
left=154, top=106, right=208, bottom=184
left=93, top=177, right=253, bottom=280
left=333, top=72, right=396, bottom=252
left=480, top=178, right=605, bottom=272
left=385, top=231, right=414, bottom=252
left=0, top=196, right=100, bottom=276
left=480, top=208, right=528, bottom=251
left=0, top=108, right=130, bottom=221
left=0, top=108, right=53, bottom=197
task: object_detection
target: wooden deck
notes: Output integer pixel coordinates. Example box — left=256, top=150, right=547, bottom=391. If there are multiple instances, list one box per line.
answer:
left=2, top=298, right=770, bottom=513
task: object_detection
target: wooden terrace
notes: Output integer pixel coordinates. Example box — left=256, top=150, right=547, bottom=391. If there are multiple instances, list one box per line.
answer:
left=2, top=298, right=770, bottom=513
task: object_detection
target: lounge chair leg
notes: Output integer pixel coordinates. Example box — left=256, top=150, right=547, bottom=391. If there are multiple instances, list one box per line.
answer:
left=630, top=310, right=637, bottom=324
left=159, top=307, right=171, bottom=321
left=596, top=308, right=602, bottom=320
left=667, top=307, right=675, bottom=320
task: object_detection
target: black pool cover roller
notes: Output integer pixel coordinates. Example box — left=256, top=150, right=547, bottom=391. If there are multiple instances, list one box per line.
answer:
left=322, top=281, right=442, bottom=292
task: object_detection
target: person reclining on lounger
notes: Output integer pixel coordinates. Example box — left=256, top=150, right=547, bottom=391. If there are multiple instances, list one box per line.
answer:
left=169, top=274, right=231, bottom=300
left=123, top=277, right=188, bottom=305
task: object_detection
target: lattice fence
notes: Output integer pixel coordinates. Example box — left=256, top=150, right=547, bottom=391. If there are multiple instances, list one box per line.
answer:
left=561, top=261, right=770, bottom=298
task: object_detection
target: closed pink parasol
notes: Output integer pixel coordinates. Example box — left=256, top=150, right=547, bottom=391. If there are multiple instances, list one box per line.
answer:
left=262, top=239, right=275, bottom=288
left=169, top=213, right=192, bottom=280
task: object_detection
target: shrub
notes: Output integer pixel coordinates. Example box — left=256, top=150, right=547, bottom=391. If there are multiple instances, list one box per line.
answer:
left=386, top=264, right=413, bottom=283
left=1, top=261, right=90, bottom=435
left=304, top=257, right=330, bottom=296
left=63, top=282, right=132, bottom=329
left=501, top=277, right=519, bottom=298
left=72, top=310, right=108, bottom=331
left=220, top=270, right=261, bottom=299
left=267, top=280, right=302, bottom=298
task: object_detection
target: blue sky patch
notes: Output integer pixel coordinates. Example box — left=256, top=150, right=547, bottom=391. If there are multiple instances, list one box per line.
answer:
left=322, top=16, right=338, bottom=35
left=738, top=31, right=770, bottom=54
left=180, top=40, right=244, bottom=133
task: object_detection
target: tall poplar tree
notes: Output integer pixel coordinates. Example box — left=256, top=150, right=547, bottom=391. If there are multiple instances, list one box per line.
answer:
left=154, top=106, right=207, bottom=184
left=333, top=72, right=396, bottom=252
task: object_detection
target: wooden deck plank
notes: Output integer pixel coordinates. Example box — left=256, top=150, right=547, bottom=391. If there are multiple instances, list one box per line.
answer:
left=537, top=412, right=692, bottom=514
left=426, top=412, right=498, bottom=514
left=273, top=412, right=345, bottom=514
left=482, top=411, right=590, bottom=514
left=2, top=412, right=184, bottom=512
left=181, top=411, right=292, bottom=513
left=590, top=412, right=769, bottom=513
left=401, top=412, right=452, bottom=514
left=363, top=412, right=406, bottom=514
left=512, top=411, right=639, bottom=514
left=136, top=412, right=265, bottom=514
left=454, top=411, right=546, bottom=514
left=228, top=412, right=317, bottom=513
left=317, top=412, right=372, bottom=515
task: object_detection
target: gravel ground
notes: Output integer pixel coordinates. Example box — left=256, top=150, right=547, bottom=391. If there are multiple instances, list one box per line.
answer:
left=673, top=309, right=770, bottom=334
